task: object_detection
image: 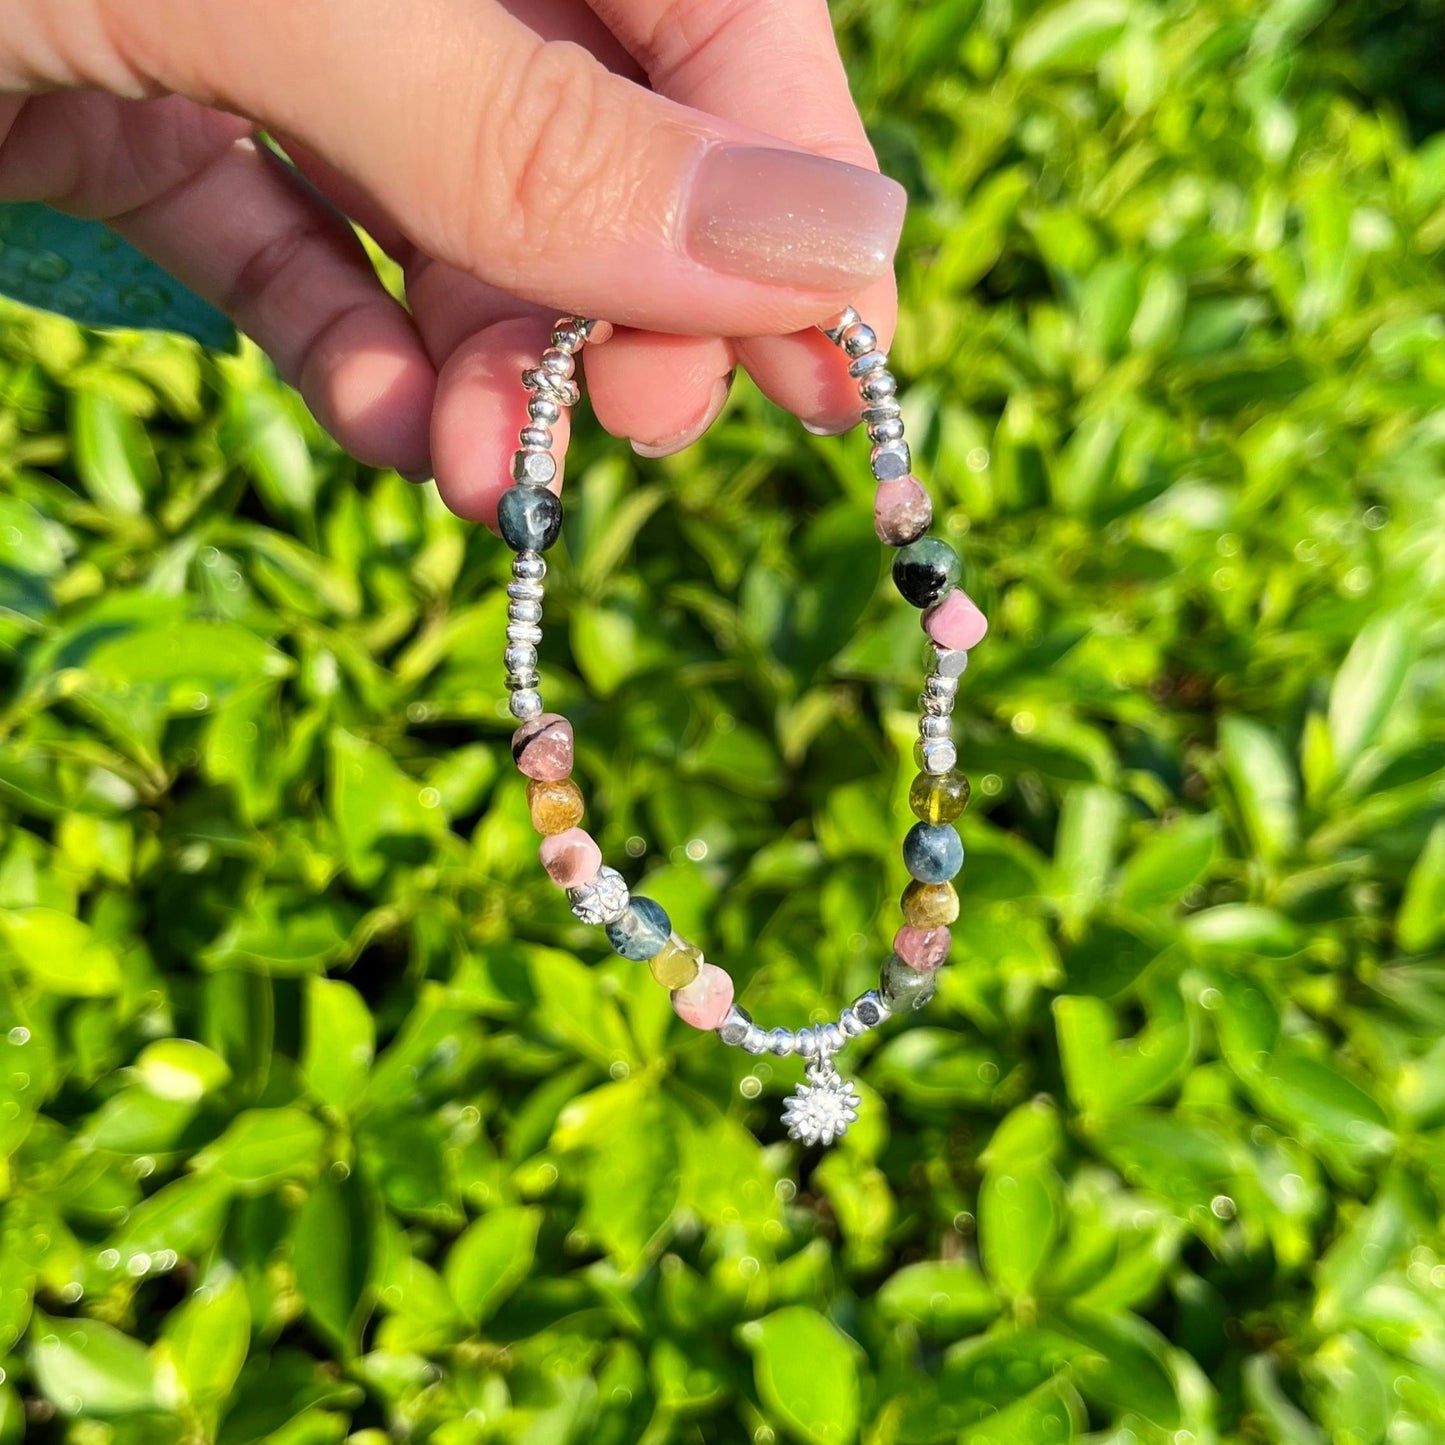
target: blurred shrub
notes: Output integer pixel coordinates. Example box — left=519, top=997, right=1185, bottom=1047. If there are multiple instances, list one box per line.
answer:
left=0, top=0, right=1442, bottom=1440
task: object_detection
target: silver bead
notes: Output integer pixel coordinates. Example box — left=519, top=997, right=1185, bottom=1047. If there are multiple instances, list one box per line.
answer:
left=840, top=322, right=876, bottom=357
left=920, top=737, right=958, bottom=774
left=717, top=1005, right=752, bottom=1046
left=741, top=1024, right=770, bottom=1055
left=768, top=1027, right=796, bottom=1057
left=574, top=318, right=612, bottom=344
left=868, top=417, right=906, bottom=445
left=926, top=673, right=960, bottom=701
left=523, top=369, right=580, bottom=407
left=820, top=1022, right=847, bottom=1054
left=860, top=372, right=898, bottom=402
left=504, top=644, right=538, bottom=673
left=921, top=691, right=953, bottom=718
left=551, top=321, right=584, bottom=353
left=871, top=442, right=911, bottom=481
left=821, top=306, right=860, bottom=344
left=540, top=347, right=575, bottom=379
left=506, top=623, right=543, bottom=647
left=519, top=425, right=553, bottom=451
left=847, top=350, right=889, bottom=379
left=796, top=1026, right=821, bottom=1057
left=862, top=401, right=902, bottom=426
left=852, top=991, right=890, bottom=1029
left=839, top=1006, right=865, bottom=1037
left=508, top=599, right=543, bottom=626
left=510, top=689, right=543, bottom=721
left=507, top=579, right=544, bottom=603
left=881, top=954, right=937, bottom=1012
left=506, top=669, right=540, bottom=691
left=527, top=395, right=561, bottom=425
left=933, top=647, right=969, bottom=679
left=511, top=449, right=557, bottom=485
left=567, top=865, right=630, bottom=926
left=920, top=714, right=951, bottom=740
left=513, top=552, right=546, bottom=583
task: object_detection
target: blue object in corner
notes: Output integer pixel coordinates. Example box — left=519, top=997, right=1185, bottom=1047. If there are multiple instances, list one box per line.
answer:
left=0, top=201, right=237, bottom=350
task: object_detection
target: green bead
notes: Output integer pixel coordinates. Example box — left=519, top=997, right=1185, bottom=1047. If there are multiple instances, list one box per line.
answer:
left=909, top=770, right=971, bottom=825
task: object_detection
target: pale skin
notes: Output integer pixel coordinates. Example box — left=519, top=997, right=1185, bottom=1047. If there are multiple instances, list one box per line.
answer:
left=0, top=0, right=903, bottom=526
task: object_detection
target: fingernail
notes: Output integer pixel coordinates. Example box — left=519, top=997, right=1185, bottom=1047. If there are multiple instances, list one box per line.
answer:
left=400, top=467, right=433, bottom=483
left=683, top=144, right=906, bottom=290
left=631, top=372, right=733, bottom=459
left=802, top=418, right=855, bottom=437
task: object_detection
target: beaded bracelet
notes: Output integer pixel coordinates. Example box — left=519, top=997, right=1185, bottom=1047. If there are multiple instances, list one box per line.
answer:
left=496, top=308, right=986, bottom=1149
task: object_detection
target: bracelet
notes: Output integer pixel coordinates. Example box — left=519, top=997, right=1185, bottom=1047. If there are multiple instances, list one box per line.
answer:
left=495, top=309, right=987, bottom=1148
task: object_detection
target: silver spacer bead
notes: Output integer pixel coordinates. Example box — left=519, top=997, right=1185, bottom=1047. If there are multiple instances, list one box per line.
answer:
left=508, top=599, right=543, bottom=626
left=859, top=372, right=898, bottom=402
left=510, top=689, right=543, bottom=721
left=920, top=713, right=952, bottom=740
left=840, top=322, right=877, bottom=357
left=504, top=644, right=538, bottom=674
left=506, top=622, right=543, bottom=647
left=519, top=425, right=553, bottom=451
left=819, top=1021, right=847, bottom=1054
left=523, top=369, right=580, bottom=408
left=540, top=347, right=575, bottom=379
left=862, top=400, right=903, bottom=426
left=920, top=737, right=958, bottom=774
left=821, top=306, right=861, bottom=344
left=932, top=646, right=970, bottom=679
left=551, top=321, right=584, bottom=353
left=717, top=1004, right=752, bottom=1046
left=926, top=673, right=960, bottom=701
left=767, top=1027, right=796, bottom=1057
left=511, top=449, right=558, bottom=485
left=506, top=669, right=540, bottom=691
left=871, top=442, right=912, bottom=481
left=921, top=691, right=954, bottom=718
left=796, top=1026, right=822, bottom=1058
left=847, top=350, right=890, bottom=379
left=851, top=990, right=891, bottom=1029
left=527, top=395, right=561, bottom=426
left=513, top=552, right=546, bottom=583
left=507, top=579, right=544, bottom=603
left=567, top=865, right=630, bottom=926
left=868, top=416, right=906, bottom=445
left=741, top=1024, right=770, bottom=1055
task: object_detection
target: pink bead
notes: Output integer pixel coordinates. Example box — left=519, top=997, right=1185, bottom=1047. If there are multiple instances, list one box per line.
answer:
left=894, top=925, right=951, bottom=972
left=873, top=476, right=932, bottom=545
left=511, top=713, right=573, bottom=781
left=923, top=590, right=988, bottom=651
left=671, top=962, right=735, bottom=1030
left=539, top=827, right=602, bottom=888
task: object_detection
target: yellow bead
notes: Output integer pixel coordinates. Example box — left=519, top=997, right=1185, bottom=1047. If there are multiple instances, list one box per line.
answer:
left=649, top=937, right=702, bottom=989
left=527, top=777, right=584, bottom=835
left=901, top=880, right=959, bottom=928
left=909, top=770, right=971, bottom=825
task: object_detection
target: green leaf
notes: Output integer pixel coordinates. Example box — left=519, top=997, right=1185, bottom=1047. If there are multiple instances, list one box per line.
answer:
left=1051, top=785, right=1125, bottom=920
left=1012, top=0, right=1130, bottom=73
left=302, top=978, right=375, bottom=1115
left=877, top=1261, right=1000, bottom=1334
left=980, top=1167, right=1059, bottom=1297
left=328, top=729, right=449, bottom=886
left=291, top=1170, right=378, bottom=1356
left=70, top=390, right=155, bottom=515
left=192, top=1108, right=328, bottom=1192
left=1117, top=815, right=1221, bottom=911
left=0, top=907, right=122, bottom=996
left=158, top=1270, right=251, bottom=1409
left=30, top=1311, right=161, bottom=1417
left=135, top=1039, right=232, bottom=1102
left=1327, top=612, right=1411, bottom=773
left=443, top=1206, right=541, bottom=1327
left=1398, top=819, right=1445, bottom=954
left=1219, top=716, right=1298, bottom=864
left=740, top=1306, right=860, bottom=1445
left=1183, top=904, right=1305, bottom=956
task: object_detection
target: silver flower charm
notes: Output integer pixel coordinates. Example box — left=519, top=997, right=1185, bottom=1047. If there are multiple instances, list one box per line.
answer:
left=781, top=1063, right=862, bottom=1147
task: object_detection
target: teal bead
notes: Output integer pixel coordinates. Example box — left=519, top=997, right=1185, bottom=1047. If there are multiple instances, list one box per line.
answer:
left=605, top=896, right=671, bottom=960
left=498, top=484, right=563, bottom=552
left=902, top=822, right=964, bottom=883
left=892, top=538, right=960, bottom=608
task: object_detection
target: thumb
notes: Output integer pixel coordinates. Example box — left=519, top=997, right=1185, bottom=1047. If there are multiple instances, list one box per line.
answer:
left=98, top=0, right=905, bottom=336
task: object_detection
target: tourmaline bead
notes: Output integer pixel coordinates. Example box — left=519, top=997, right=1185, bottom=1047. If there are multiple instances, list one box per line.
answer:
left=892, top=538, right=961, bottom=608
left=605, top=896, right=672, bottom=961
left=903, top=821, right=964, bottom=883
left=511, top=713, right=573, bottom=781
left=539, top=827, right=602, bottom=887
left=901, top=879, right=960, bottom=928
left=498, top=484, right=563, bottom=552
left=873, top=476, right=932, bottom=545
left=909, top=770, right=971, bottom=825
left=894, top=924, right=951, bottom=971
left=881, top=952, right=937, bottom=1011
left=527, top=777, right=584, bottom=835
left=923, top=589, right=988, bottom=651
left=650, top=934, right=702, bottom=989
left=672, top=962, right=735, bottom=1030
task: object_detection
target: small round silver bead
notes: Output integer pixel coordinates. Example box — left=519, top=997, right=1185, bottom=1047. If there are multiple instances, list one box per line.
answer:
left=519, top=425, right=553, bottom=451
left=840, top=322, right=877, bottom=357
left=567, top=866, right=630, bottom=926
left=717, top=1005, right=752, bottom=1046
left=796, top=1026, right=821, bottom=1058
left=868, top=417, right=906, bottom=445
left=510, top=689, right=543, bottom=721
left=508, top=600, right=543, bottom=626
left=507, top=579, right=544, bottom=603
left=506, top=622, right=543, bottom=647
left=820, top=1022, right=847, bottom=1054
left=511, top=449, right=558, bottom=485
left=767, top=1027, right=796, bottom=1057
left=920, top=714, right=951, bottom=740
left=540, top=347, right=575, bottom=379
left=574, top=318, right=612, bottom=344
left=513, top=552, right=546, bottom=583
left=920, top=737, right=959, bottom=774
left=504, top=644, right=538, bottom=674
left=741, top=1024, right=770, bottom=1055
left=839, top=1006, right=865, bottom=1037
left=527, top=395, right=561, bottom=425
left=862, top=401, right=903, bottom=426
left=933, top=647, right=969, bottom=679
left=871, top=442, right=912, bottom=481
left=821, top=306, right=860, bottom=344
left=847, top=351, right=890, bottom=380
left=551, top=322, right=584, bottom=353
left=860, top=372, right=898, bottom=402
left=926, top=673, right=960, bottom=701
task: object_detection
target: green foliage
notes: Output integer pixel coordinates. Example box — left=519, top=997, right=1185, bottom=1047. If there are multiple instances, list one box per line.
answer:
left=0, top=0, right=1443, bottom=1440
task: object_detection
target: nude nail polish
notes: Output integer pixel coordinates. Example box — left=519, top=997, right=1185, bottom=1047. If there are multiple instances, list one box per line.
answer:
left=683, top=144, right=906, bottom=290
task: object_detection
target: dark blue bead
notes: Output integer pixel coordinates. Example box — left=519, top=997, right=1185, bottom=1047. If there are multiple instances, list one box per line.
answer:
left=605, top=896, right=671, bottom=960
left=498, top=484, right=563, bottom=552
left=892, top=538, right=960, bottom=608
left=902, top=822, right=964, bottom=883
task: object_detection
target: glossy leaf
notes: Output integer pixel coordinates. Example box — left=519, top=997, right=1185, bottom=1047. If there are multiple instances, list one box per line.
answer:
left=741, top=1306, right=860, bottom=1445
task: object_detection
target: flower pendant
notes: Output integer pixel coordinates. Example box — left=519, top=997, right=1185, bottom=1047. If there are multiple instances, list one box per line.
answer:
left=781, top=1058, right=862, bottom=1147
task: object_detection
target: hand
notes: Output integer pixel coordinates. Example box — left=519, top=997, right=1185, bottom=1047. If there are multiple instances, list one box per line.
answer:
left=0, top=0, right=904, bottom=523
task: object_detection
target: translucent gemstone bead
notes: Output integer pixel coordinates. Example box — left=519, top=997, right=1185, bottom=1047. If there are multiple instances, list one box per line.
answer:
left=527, top=777, right=584, bottom=835
left=901, top=880, right=959, bottom=928
left=923, top=589, right=988, bottom=651
left=894, top=924, right=951, bottom=971
left=672, top=962, right=735, bottom=1030
left=873, top=476, right=932, bottom=545
left=881, top=952, right=937, bottom=1011
left=891, top=537, right=960, bottom=609
left=511, top=713, right=573, bottom=781
left=902, top=822, right=964, bottom=883
left=539, top=827, right=601, bottom=887
left=650, top=934, right=702, bottom=989
left=605, top=896, right=672, bottom=961
left=909, top=770, right=971, bottom=824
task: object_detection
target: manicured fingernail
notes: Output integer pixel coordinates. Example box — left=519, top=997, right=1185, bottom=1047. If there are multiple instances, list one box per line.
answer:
left=802, top=418, right=854, bottom=436
left=631, top=373, right=733, bottom=459
left=683, top=144, right=906, bottom=290
left=400, top=468, right=432, bottom=483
